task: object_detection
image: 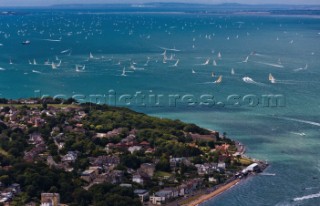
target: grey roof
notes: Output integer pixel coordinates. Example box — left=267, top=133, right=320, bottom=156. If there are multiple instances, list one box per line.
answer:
left=134, top=189, right=148, bottom=195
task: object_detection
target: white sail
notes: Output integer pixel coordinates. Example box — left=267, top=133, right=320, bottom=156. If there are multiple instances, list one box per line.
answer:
left=89, top=52, right=94, bottom=59
left=172, top=59, right=179, bottom=67
left=242, top=56, right=249, bottom=63
left=75, top=65, right=80, bottom=72
left=217, top=52, right=222, bottom=59
left=231, top=68, right=235, bottom=75
left=213, top=60, right=217, bottom=66
left=57, top=60, right=62, bottom=67
left=192, top=69, right=196, bottom=74
left=201, top=58, right=210, bottom=65
left=51, top=62, right=57, bottom=69
left=33, top=59, right=37, bottom=65
left=214, top=75, right=222, bottom=83
left=269, top=73, right=276, bottom=83
left=121, top=67, right=126, bottom=76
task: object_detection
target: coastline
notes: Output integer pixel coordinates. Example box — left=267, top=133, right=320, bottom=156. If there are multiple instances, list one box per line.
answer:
left=185, top=178, right=241, bottom=206
left=176, top=135, right=266, bottom=206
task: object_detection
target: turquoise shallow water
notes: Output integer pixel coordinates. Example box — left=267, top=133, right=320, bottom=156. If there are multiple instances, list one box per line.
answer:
left=0, top=10, right=320, bottom=205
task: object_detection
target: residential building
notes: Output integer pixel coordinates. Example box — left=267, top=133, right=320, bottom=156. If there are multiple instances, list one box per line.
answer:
left=134, top=189, right=149, bottom=202
left=138, top=163, right=155, bottom=177
left=40, top=193, right=60, bottom=206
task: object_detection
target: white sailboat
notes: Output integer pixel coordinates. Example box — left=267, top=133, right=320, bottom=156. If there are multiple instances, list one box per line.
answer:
left=214, top=75, right=222, bottom=84
left=162, top=57, right=167, bottom=64
left=217, top=52, right=222, bottom=59
left=33, top=59, right=37, bottom=65
left=51, top=62, right=57, bottom=69
left=242, top=56, right=249, bottom=63
left=269, top=73, right=276, bottom=83
left=192, top=69, right=196, bottom=74
left=278, top=58, right=282, bottom=65
left=201, top=58, right=210, bottom=65
left=28, top=59, right=32, bottom=65
left=121, top=67, right=126, bottom=76
left=211, top=72, right=215, bottom=77
left=89, top=52, right=94, bottom=59
left=57, top=60, right=62, bottom=67
left=75, top=65, right=81, bottom=72
left=172, top=59, right=179, bottom=67
left=213, top=60, right=217, bottom=66
left=231, top=68, right=235, bottom=75
left=294, top=64, right=308, bottom=72
left=9, top=59, right=13, bottom=65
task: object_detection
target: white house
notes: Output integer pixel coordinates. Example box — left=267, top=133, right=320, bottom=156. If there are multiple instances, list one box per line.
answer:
left=132, top=174, right=144, bottom=185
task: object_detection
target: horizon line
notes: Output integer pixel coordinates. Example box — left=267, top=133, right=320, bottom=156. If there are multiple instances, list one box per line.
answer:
left=1, top=2, right=320, bottom=9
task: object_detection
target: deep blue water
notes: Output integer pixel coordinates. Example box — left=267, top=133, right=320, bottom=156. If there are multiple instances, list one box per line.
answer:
left=0, top=10, right=320, bottom=206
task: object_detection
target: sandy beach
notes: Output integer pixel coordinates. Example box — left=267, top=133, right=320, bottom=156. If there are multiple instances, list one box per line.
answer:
left=185, top=179, right=241, bottom=206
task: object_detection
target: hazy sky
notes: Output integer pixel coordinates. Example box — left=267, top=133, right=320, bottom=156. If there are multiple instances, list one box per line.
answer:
left=0, top=0, right=319, bottom=7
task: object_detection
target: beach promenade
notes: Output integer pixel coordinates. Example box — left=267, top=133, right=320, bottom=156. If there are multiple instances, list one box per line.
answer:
left=185, top=178, right=241, bottom=206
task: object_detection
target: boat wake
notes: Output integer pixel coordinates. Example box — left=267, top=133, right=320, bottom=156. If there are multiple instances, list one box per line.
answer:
left=60, top=49, right=71, bottom=54
left=159, top=46, right=181, bottom=52
left=242, top=76, right=266, bottom=86
left=290, top=132, right=306, bottom=136
left=294, top=64, right=308, bottom=72
left=41, top=39, right=62, bottom=42
left=271, top=80, right=299, bottom=85
left=277, top=117, right=320, bottom=127
left=32, top=70, right=42, bottom=74
left=293, top=192, right=320, bottom=202
left=260, top=173, right=276, bottom=176
left=252, top=61, right=284, bottom=68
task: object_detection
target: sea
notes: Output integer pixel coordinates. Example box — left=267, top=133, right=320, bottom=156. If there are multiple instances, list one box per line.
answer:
left=0, top=8, right=320, bottom=206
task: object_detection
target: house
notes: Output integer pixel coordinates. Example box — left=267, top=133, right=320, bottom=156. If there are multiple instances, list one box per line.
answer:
left=178, top=178, right=203, bottom=196
left=170, top=157, right=192, bottom=168
left=8, top=183, right=21, bottom=194
left=81, top=169, right=98, bottom=182
left=218, top=162, right=226, bottom=170
left=128, top=146, right=142, bottom=154
left=28, top=133, right=44, bottom=145
left=195, top=163, right=218, bottom=176
left=95, top=133, right=108, bottom=138
left=40, top=193, right=60, bottom=206
left=121, top=134, right=136, bottom=144
left=150, top=188, right=178, bottom=205
left=89, top=155, right=120, bottom=169
left=208, top=177, right=218, bottom=183
left=95, top=170, right=124, bottom=184
left=105, top=128, right=123, bottom=138
left=134, top=189, right=149, bottom=202
left=132, top=174, right=144, bottom=185
left=145, top=147, right=155, bottom=154
left=61, top=151, right=78, bottom=163
left=24, top=143, right=46, bottom=162
left=108, top=170, right=124, bottom=184
left=139, top=141, right=150, bottom=148
left=138, top=163, right=155, bottom=177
